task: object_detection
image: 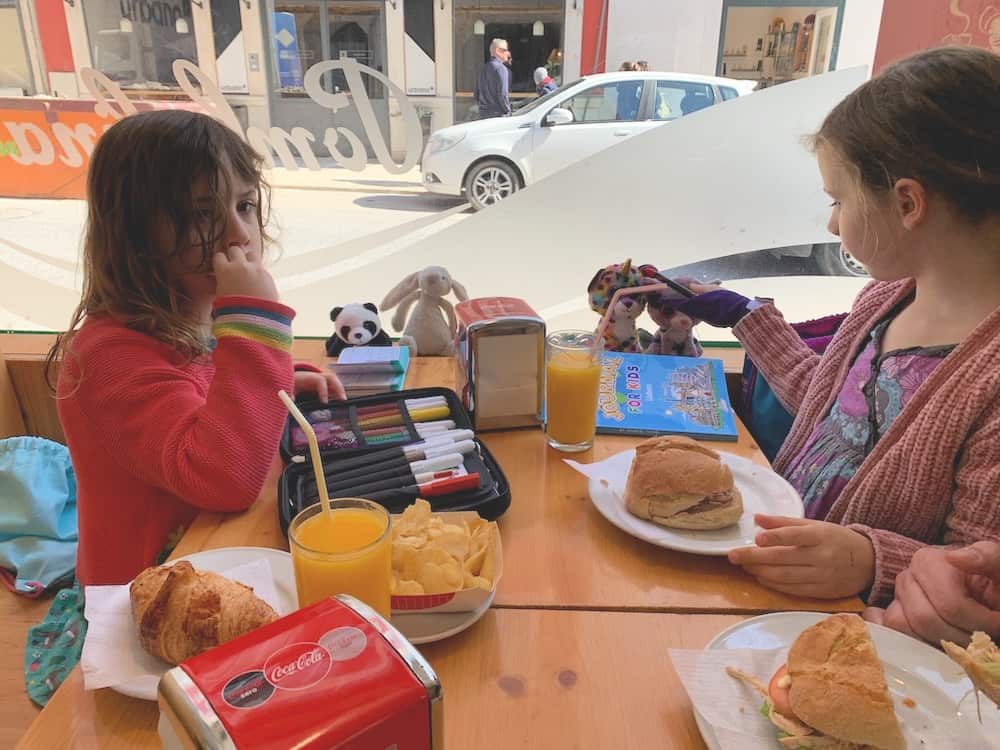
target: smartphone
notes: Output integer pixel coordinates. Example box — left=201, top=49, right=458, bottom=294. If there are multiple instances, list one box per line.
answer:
left=651, top=272, right=696, bottom=299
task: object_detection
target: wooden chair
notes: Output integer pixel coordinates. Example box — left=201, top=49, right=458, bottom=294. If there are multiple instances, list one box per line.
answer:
left=0, top=339, right=27, bottom=439
left=0, top=338, right=47, bottom=744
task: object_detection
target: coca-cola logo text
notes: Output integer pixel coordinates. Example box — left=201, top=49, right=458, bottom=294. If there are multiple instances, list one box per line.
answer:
left=263, top=642, right=331, bottom=691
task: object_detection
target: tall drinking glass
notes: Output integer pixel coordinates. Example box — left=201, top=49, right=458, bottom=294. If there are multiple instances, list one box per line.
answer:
left=288, top=498, right=392, bottom=618
left=545, top=330, right=603, bottom=452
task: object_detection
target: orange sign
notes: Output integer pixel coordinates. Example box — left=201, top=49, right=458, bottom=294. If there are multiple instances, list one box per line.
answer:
left=0, top=98, right=202, bottom=200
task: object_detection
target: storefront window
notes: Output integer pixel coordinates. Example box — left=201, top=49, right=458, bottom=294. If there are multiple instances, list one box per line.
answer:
left=718, top=1, right=844, bottom=89
left=83, top=0, right=198, bottom=89
left=272, top=1, right=385, bottom=98
left=454, top=0, right=563, bottom=121
left=0, top=1, right=33, bottom=94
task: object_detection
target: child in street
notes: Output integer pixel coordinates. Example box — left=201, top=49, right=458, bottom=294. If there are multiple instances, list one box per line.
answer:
left=50, top=110, right=343, bottom=585
left=677, top=46, right=1000, bottom=607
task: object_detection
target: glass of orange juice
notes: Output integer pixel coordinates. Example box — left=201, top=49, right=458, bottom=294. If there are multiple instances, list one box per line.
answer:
left=288, top=498, right=392, bottom=618
left=545, top=330, right=603, bottom=452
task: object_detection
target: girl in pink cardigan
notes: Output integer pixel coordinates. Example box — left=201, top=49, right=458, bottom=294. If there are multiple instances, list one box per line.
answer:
left=678, top=46, right=1000, bottom=607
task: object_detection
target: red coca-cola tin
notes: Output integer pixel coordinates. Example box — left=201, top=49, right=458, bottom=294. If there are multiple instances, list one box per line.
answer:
left=158, top=595, right=442, bottom=750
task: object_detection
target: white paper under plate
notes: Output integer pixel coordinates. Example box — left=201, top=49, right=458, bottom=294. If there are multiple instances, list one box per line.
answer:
left=567, top=447, right=803, bottom=555
left=670, top=612, right=998, bottom=750
left=106, top=547, right=297, bottom=701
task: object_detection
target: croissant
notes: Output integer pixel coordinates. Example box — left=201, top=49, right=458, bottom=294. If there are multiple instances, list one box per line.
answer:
left=129, top=560, right=279, bottom=665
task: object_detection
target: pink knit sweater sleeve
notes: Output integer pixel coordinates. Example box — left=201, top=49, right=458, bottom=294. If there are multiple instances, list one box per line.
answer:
left=850, top=399, right=1000, bottom=606
left=731, top=303, right=822, bottom=415
left=69, top=296, right=295, bottom=512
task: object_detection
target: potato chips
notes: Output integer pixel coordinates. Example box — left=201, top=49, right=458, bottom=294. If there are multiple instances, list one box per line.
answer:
left=391, top=499, right=498, bottom=595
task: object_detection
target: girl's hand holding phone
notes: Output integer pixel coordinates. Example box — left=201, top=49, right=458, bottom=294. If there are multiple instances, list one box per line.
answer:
left=213, top=245, right=279, bottom=302
left=728, top=514, right=876, bottom=599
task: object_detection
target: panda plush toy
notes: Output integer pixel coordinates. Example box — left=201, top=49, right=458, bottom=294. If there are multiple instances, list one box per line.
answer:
left=325, top=302, right=393, bottom=357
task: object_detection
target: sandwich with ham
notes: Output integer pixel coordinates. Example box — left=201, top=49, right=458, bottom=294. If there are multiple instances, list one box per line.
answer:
left=727, top=614, right=905, bottom=749
left=624, top=435, right=743, bottom=530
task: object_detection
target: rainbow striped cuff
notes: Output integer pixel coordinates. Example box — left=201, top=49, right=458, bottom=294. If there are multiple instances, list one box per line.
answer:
left=212, top=299, right=293, bottom=353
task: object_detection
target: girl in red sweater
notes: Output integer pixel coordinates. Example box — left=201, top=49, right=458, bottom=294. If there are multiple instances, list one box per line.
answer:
left=50, top=110, right=342, bottom=585
left=678, top=46, right=1000, bottom=606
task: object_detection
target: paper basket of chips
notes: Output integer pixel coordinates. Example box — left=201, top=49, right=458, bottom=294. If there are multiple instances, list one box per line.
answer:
left=390, top=499, right=502, bottom=614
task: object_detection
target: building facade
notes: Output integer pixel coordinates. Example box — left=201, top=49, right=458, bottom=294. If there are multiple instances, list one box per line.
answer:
left=2, top=0, right=892, bottom=162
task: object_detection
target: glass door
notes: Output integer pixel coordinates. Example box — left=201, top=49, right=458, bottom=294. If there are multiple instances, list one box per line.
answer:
left=267, top=0, right=388, bottom=160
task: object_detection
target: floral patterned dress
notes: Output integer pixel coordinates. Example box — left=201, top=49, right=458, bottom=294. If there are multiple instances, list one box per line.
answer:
left=785, top=315, right=954, bottom=520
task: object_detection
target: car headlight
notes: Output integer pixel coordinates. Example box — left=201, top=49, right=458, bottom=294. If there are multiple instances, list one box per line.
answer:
left=426, top=131, right=466, bottom=155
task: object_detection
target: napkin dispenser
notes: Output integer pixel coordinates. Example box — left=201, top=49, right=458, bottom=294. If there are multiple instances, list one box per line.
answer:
left=158, top=595, right=442, bottom=750
left=454, top=297, right=545, bottom=431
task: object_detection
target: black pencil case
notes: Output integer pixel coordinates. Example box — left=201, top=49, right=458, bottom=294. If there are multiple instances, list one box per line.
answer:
left=277, top=387, right=511, bottom=534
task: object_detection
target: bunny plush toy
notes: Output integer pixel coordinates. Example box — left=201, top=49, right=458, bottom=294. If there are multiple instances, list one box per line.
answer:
left=380, top=266, right=469, bottom=356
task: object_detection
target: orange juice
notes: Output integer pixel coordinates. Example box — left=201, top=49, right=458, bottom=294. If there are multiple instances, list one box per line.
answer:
left=546, top=349, right=602, bottom=448
left=289, top=502, right=391, bottom=617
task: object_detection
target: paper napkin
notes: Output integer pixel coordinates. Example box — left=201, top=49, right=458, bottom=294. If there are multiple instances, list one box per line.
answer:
left=82, top=558, right=281, bottom=691
left=667, top=647, right=995, bottom=750
left=563, top=450, right=632, bottom=487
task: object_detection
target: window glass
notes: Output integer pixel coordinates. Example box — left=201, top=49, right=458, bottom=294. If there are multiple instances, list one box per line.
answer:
left=272, top=4, right=321, bottom=95
left=516, top=79, right=581, bottom=114
left=560, top=80, right=643, bottom=123
left=0, top=1, right=32, bottom=94
left=453, top=1, right=563, bottom=122
left=720, top=85, right=740, bottom=101
left=652, top=81, right=715, bottom=121
left=83, top=0, right=198, bottom=89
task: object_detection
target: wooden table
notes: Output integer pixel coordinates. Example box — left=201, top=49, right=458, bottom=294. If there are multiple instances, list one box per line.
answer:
left=16, top=352, right=861, bottom=748
left=18, top=610, right=746, bottom=749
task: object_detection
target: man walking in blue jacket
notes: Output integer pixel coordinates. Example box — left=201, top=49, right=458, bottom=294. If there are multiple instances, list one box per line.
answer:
left=474, top=39, right=511, bottom=118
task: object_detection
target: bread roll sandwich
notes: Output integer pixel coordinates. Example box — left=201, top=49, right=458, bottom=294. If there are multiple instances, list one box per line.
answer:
left=727, top=613, right=905, bottom=749
left=942, top=631, right=1000, bottom=707
left=624, top=436, right=743, bottom=530
left=130, top=560, right=279, bottom=665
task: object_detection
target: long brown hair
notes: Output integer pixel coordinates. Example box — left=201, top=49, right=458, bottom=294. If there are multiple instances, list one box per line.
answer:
left=809, top=45, right=1000, bottom=224
left=46, top=110, right=270, bottom=389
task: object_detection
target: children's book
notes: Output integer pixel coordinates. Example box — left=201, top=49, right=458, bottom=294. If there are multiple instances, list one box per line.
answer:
left=328, top=346, right=410, bottom=397
left=596, top=352, right=738, bottom=441
left=331, top=345, right=410, bottom=374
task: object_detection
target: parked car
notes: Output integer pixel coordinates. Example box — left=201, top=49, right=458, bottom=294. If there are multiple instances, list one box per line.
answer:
left=771, top=242, right=869, bottom=277
left=421, top=71, right=756, bottom=210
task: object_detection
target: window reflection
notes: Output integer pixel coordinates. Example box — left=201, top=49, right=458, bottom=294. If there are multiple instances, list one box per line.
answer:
left=83, top=0, right=198, bottom=90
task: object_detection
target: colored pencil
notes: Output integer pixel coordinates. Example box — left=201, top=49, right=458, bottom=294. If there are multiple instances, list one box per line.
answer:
left=305, top=430, right=475, bottom=476
left=308, top=441, right=476, bottom=488
left=356, top=396, right=447, bottom=415
left=360, top=473, right=481, bottom=503
left=415, top=420, right=456, bottom=434
left=357, top=405, right=451, bottom=430
left=353, top=397, right=449, bottom=422
left=326, top=468, right=469, bottom=498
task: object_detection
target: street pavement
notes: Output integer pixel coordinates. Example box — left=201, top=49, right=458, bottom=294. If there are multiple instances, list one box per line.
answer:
left=0, top=162, right=866, bottom=341
left=0, top=165, right=470, bottom=337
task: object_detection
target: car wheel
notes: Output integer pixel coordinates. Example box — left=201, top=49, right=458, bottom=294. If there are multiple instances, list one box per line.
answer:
left=464, top=160, right=519, bottom=210
left=813, top=242, right=869, bottom=277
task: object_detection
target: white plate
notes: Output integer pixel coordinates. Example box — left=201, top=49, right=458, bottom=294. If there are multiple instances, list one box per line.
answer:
left=586, top=448, right=803, bottom=555
left=694, top=612, right=994, bottom=750
left=391, top=587, right=496, bottom=645
left=114, top=546, right=491, bottom=699
left=113, top=547, right=298, bottom=701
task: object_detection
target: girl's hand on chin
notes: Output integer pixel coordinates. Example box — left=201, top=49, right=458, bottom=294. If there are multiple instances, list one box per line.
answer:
left=727, top=514, right=876, bottom=599
left=212, top=245, right=279, bottom=302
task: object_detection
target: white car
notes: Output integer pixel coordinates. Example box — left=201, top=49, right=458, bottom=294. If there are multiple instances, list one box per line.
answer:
left=421, top=71, right=756, bottom=210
